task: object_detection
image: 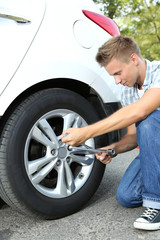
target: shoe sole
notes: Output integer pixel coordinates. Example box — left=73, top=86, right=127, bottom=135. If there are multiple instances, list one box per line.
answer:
left=134, top=221, right=160, bottom=231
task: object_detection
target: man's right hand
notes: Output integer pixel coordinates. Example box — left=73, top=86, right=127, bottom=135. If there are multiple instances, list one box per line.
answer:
left=61, top=127, right=88, bottom=146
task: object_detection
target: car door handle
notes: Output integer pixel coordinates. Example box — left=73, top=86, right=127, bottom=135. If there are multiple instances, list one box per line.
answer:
left=0, top=13, right=31, bottom=24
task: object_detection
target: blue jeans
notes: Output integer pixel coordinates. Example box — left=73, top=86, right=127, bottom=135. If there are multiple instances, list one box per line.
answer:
left=116, top=110, right=160, bottom=209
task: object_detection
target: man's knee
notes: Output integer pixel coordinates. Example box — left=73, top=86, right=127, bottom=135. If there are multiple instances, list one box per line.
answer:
left=116, top=186, right=142, bottom=208
left=136, top=110, right=160, bottom=135
left=136, top=115, right=152, bottom=134
left=116, top=186, right=133, bottom=208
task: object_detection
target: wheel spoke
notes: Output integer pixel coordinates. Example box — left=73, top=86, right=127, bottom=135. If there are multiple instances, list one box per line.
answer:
left=56, top=162, right=68, bottom=196
left=63, top=113, right=75, bottom=131
left=31, top=160, right=57, bottom=184
left=70, top=153, right=94, bottom=166
left=32, top=125, right=56, bottom=149
left=72, top=116, right=82, bottom=128
left=38, top=119, right=59, bottom=147
left=64, top=161, right=75, bottom=193
left=28, top=155, right=54, bottom=175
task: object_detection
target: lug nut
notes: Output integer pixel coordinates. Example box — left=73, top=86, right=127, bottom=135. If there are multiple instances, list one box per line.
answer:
left=56, top=160, right=61, bottom=166
left=66, top=157, right=70, bottom=163
left=51, top=149, right=55, bottom=155
left=79, top=173, right=84, bottom=179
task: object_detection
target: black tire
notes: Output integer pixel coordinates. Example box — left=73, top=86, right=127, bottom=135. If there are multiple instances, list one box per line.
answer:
left=0, top=197, right=5, bottom=208
left=0, top=89, right=106, bottom=219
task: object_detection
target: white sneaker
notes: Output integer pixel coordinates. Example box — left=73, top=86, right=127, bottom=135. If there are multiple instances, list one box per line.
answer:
left=134, top=208, right=160, bottom=230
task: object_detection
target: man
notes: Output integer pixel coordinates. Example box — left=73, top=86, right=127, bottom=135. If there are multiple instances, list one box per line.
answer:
left=61, top=36, right=160, bottom=231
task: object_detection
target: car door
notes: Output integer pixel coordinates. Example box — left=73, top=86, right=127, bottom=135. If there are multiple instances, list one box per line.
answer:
left=0, top=0, right=45, bottom=95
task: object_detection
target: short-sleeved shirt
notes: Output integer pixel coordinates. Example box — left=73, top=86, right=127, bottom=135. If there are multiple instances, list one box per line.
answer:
left=121, top=59, right=160, bottom=110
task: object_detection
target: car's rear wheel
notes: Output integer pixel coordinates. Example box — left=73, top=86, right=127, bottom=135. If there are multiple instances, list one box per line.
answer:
left=0, top=89, right=106, bottom=219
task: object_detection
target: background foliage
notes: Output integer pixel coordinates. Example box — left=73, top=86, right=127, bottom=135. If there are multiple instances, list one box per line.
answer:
left=93, top=0, right=160, bottom=60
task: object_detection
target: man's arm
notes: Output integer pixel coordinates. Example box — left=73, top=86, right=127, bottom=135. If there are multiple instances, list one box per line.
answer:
left=62, top=88, right=160, bottom=146
left=111, top=124, right=137, bottom=154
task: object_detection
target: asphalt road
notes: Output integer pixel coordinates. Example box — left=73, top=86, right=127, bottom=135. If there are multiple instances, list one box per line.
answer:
left=0, top=149, right=159, bottom=240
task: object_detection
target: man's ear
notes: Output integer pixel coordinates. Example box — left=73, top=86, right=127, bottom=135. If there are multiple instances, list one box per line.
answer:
left=130, top=53, right=139, bottom=65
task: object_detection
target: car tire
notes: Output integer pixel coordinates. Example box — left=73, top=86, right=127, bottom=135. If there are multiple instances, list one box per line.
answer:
left=0, top=88, right=106, bottom=219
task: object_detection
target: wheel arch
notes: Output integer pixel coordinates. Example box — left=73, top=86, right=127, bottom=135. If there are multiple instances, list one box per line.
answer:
left=1, top=78, right=105, bottom=118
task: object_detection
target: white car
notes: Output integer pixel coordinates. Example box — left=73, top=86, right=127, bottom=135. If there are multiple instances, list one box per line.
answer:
left=0, top=0, right=121, bottom=219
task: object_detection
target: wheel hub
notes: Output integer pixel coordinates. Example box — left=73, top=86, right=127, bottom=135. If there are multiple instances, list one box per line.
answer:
left=58, top=147, right=67, bottom=159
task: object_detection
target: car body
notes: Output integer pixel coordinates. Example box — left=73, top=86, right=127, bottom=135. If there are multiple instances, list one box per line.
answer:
left=0, top=0, right=121, bottom=219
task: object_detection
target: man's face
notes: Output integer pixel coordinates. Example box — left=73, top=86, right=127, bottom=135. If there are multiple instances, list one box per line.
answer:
left=105, top=55, right=139, bottom=87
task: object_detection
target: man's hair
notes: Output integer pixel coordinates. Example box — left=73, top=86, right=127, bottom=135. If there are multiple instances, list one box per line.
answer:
left=96, top=36, right=142, bottom=67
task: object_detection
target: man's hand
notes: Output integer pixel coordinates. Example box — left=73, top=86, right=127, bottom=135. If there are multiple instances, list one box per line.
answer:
left=61, top=127, right=88, bottom=146
left=95, top=145, right=116, bottom=165
left=96, top=151, right=112, bottom=165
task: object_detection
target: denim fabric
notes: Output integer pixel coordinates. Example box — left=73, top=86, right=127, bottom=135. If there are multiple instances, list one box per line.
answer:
left=116, top=110, right=160, bottom=209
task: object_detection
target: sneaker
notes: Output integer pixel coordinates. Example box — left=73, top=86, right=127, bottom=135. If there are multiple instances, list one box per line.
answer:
left=134, top=208, right=160, bottom=230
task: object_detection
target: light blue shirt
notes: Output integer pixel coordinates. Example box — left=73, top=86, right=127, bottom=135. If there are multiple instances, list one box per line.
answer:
left=121, top=59, right=160, bottom=110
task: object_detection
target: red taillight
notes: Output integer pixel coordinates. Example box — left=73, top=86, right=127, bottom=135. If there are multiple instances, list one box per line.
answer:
left=82, top=10, right=120, bottom=37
